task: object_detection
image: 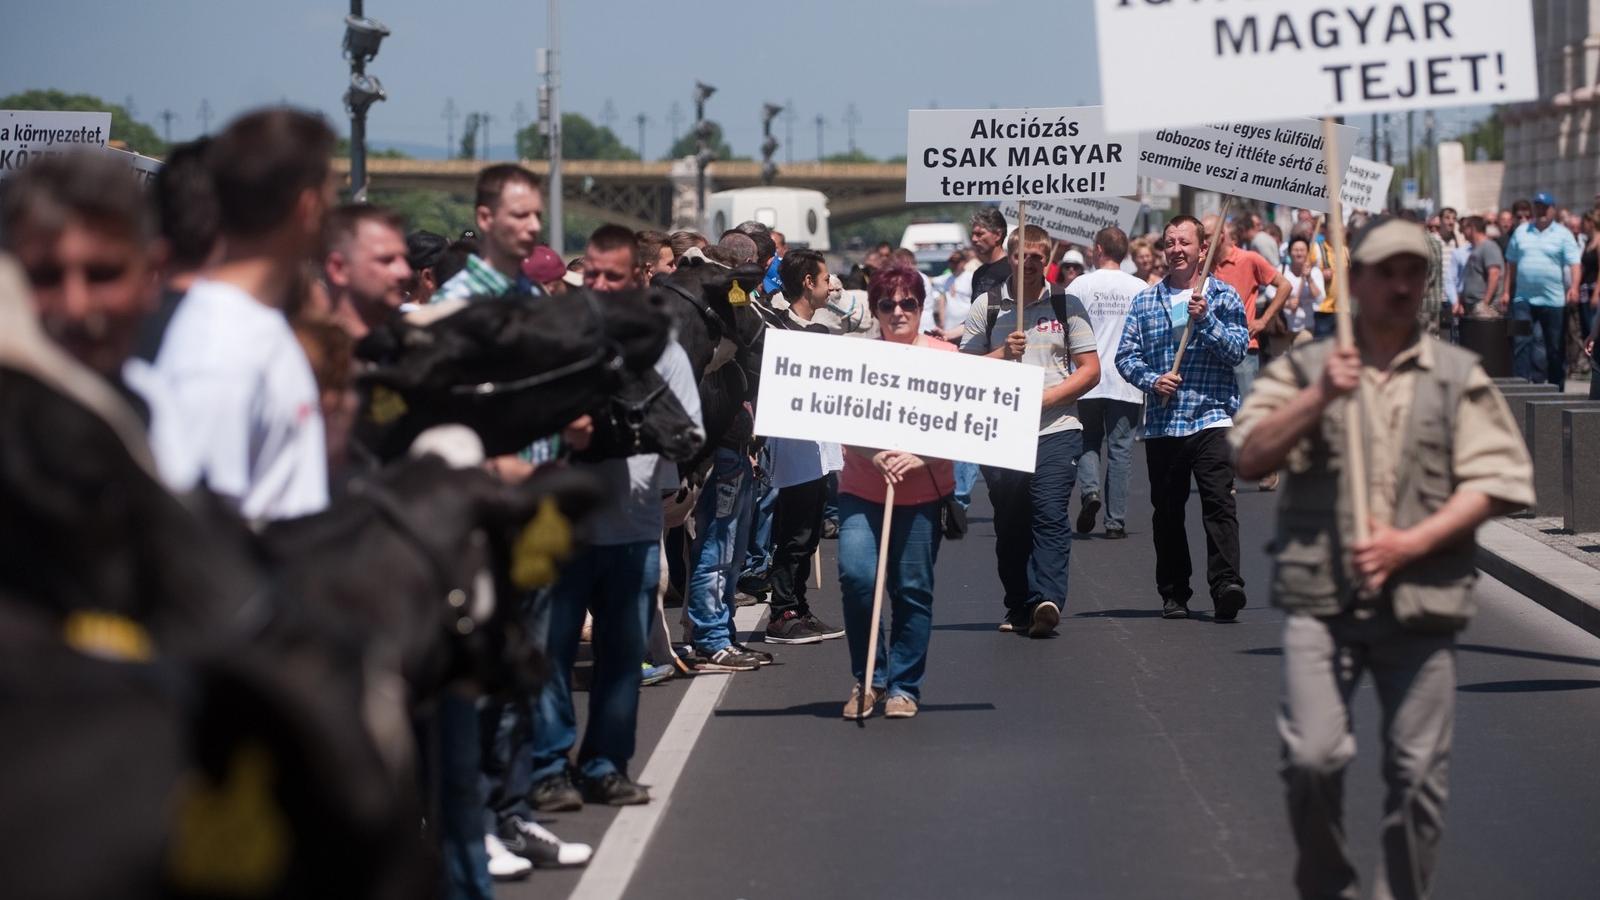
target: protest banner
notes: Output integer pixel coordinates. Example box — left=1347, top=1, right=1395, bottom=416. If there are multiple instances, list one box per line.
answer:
left=998, top=196, right=1141, bottom=246
left=0, top=110, right=112, bottom=180
left=754, top=329, right=1044, bottom=473
left=108, top=146, right=163, bottom=188
left=1137, top=119, right=1359, bottom=212
left=1339, top=156, right=1394, bottom=216
left=1094, top=0, right=1539, bottom=132
left=905, top=107, right=1137, bottom=203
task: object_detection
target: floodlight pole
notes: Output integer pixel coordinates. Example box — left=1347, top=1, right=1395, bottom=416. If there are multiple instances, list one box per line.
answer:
left=544, top=0, right=564, bottom=252
left=349, top=0, right=368, bottom=201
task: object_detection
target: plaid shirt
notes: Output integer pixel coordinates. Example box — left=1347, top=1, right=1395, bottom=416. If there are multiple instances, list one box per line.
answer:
left=429, top=253, right=532, bottom=304
left=1116, top=277, right=1248, bottom=439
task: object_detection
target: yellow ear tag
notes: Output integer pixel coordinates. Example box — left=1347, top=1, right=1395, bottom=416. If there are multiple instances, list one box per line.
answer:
left=63, top=610, right=153, bottom=662
left=369, top=385, right=408, bottom=425
left=511, top=496, right=574, bottom=589
left=728, top=281, right=749, bottom=307
left=167, top=742, right=290, bottom=894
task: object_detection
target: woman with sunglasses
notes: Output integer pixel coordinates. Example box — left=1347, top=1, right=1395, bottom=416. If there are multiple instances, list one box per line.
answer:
left=838, top=266, right=957, bottom=720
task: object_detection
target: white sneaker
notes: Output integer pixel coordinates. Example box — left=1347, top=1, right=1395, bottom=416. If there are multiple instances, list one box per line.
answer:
left=485, top=833, right=532, bottom=881
left=501, top=815, right=594, bottom=867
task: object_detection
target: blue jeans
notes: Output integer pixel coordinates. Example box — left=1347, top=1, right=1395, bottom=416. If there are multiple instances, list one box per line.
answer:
left=1233, top=351, right=1259, bottom=402
left=953, top=461, right=980, bottom=510
left=1076, top=398, right=1141, bottom=531
left=436, top=692, right=492, bottom=900
left=823, top=471, right=840, bottom=524
left=1512, top=299, right=1568, bottom=389
left=480, top=592, right=542, bottom=825
left=837, top=494, right=941, bottom=701
left=741, top=448, right=775, bottom=582
left=980, top=429, right=1082, bottom=615
left=686, top=448, right=754, bottom=653
left=531, top=541, right=658, bottom=782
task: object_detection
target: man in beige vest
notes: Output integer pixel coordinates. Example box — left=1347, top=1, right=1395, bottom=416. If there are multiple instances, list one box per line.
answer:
left=1231, top=217, right=1534, bottom=900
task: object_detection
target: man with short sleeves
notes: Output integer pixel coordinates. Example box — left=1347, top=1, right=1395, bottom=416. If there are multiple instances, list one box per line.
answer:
left=153, top=108, right=335, bottom=521
left=1456, top=215, right=1503, bottom=318
left=1506, top=191, right=1582, bottom=389
left=961, top=224, right=1101, bottom=637
left=1066, top=226, right=1148, bottom=540
left=1205, top=213, right=1291, bottom=401
left=1115, top=215, right=1249, bottom=621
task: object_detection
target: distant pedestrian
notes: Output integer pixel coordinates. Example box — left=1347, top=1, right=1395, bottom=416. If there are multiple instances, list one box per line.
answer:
left=1232, top=217, right=1534, bottom=900
left=1506, top=191, right=1581, bottom=389
left=1455, top=216, right=1503, bottom=318
left=431, top=164, right=544, bottom=302
left=968, top=207, right=1013, bottom=297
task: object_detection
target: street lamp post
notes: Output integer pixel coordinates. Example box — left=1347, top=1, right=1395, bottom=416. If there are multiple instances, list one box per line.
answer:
left=761, top=103, right=783, bottom=186
left=539, top=0, right=564, bottom=251
left=694, top=81, right=717, bottom=228
left=343, top=3, right=389, bottom=201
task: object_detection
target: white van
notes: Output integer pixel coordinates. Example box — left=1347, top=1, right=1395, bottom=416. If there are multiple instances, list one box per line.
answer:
left=899, top=222, right=968, bottom=274
left=706, top=187, right=831, bottom=250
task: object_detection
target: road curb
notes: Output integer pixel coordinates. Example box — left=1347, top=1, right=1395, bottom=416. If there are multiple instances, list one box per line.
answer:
left=1476, top=519, right=1600, bottom=639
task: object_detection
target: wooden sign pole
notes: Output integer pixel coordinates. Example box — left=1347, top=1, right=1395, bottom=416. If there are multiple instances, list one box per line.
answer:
left=1319, top=117, right=1372, bottom=543
left=857, top=480, right=896, bottom=720
left=1167, top=198, right=1232, bottom=375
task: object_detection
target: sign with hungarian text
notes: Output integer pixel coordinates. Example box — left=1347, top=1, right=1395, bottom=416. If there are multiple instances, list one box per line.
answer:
left=999, top=196, right=1143, bottom=246
left=0, top=109, right=112, bottom=180
left=905, top=106, right=1137, bottom=203
left=754, top=330, right=1044, bottom=473
left=1094, top=0, right=1538, bottom=132
left=1136, top=119, right=1360, bottom=212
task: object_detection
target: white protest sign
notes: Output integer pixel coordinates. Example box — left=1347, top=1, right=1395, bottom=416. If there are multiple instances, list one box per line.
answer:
left=1339, top=156, right=1393, bottom=216
left=905, top=107, right=1137, bottom=202
left=754, top=330, right=1044, bottom=473
left=998, top=196, right=1142, bottom=245
left=108, top=146, right=163, bottom=187
left=1137, top=119, right=1359, bottom=212
left=1095, top=1, right=1538, bottom=132
left=0, top=110, right=112, bottom=180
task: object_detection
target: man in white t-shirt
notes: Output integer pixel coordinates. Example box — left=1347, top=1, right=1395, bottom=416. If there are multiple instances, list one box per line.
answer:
left=152, top=108, right=335, bottom=522
left=1065, top=227, right=1149, bottom=540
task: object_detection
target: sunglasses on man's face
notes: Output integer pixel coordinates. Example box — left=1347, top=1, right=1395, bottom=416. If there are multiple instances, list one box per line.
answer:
left=876, top=298, right=921, bottom=314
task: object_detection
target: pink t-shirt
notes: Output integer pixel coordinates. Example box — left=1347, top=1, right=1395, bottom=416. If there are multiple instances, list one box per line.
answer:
left=838, top=336, right=958, bottom=506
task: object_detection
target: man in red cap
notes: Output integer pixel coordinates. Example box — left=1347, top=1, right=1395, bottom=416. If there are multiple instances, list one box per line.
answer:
left=521, top=245, right=581, bottom=296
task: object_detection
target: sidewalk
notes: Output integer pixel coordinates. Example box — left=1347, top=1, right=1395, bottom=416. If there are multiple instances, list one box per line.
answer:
left=1478, top=516, right=1600, bottom=639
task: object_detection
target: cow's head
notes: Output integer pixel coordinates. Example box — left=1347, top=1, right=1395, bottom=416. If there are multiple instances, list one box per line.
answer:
left=575, top=365, right=704, bottom=464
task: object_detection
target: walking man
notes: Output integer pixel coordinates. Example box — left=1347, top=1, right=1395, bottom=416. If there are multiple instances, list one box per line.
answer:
left=960, top=224, right=1100, bottom=636
left=1506, top=191, right=1581, bottom=389
left=1066, top=226, right=1148, bottom=540
left=1454, top=216, right=1504, bottom=318
left=1115, top=215, right=1248, bottom=621
left=1232, top=217, right=1534, bottom=900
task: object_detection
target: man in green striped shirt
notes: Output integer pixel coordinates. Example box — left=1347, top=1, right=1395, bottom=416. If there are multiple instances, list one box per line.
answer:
left=431, top=163, right=545, bottom=303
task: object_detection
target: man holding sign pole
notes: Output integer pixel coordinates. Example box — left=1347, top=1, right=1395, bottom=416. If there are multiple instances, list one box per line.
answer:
left=1115, top=215, right=1249, bottom=621
left=959, top=224, right=1100, bottom=637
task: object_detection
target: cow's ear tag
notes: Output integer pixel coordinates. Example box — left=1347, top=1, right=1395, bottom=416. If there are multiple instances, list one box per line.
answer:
left=167, top=742, right=290, bottom=894
left=511, top=497, right=574, bottom=589
left=728, top=281, right=749, bottom=307
left=368, top=386, right=408, bottom=425
left=63, top=610, right=152, bottom=662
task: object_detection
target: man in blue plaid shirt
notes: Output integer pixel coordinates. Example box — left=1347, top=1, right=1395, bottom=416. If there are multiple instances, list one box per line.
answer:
left=1115, top=215, right=1249, bottom=622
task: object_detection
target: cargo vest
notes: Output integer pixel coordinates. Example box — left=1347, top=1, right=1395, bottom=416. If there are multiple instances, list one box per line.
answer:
left=1269, top=337, right=1481, bottom=632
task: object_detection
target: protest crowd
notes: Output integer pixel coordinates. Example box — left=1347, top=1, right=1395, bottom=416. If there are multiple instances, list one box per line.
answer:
left=6, top=98, right=1586, bottom=900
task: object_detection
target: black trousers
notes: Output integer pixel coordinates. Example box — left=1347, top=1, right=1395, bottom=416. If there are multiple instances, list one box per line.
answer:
left=1143, top=428, right=1242, bottom=606
left=769, top=474, right=829, bottom=618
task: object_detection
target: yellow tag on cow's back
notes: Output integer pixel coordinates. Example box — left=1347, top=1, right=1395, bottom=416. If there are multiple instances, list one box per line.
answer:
left=368, top=385, right=408, bottom=425
left=511, top=496, right=574, bottom=589
left=728, top=281, right=748, bottom=307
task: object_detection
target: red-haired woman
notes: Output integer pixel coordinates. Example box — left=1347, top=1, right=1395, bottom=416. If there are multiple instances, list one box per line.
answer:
left=838, top=266, right=956, bottom=720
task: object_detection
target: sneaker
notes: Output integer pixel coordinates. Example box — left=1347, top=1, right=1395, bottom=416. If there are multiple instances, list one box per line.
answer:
left=842, top=683, right=884, bottom=719
left=1028, top=601, right=1061, bottom=638
left=529, top=770, right=583, bottom=812
left=1214, top=583, right=1247, bottom=622
left=1104, top=527, right=1127, bottom=540
left=734, top=590, right=764, bottom=607
left=497, top=816, right=593, bottom=868
left=485, top=833, right=533, bottom=880
left=737, top=573, right=770, bottom=596
left=998, top=609, right=1028, bottom=632
left=696, top=646, right=763, bottom=672
left=641, top=661, right=675, bottom=686
left=1076, top=493, right=1102, bottom=535
left=822, top=518, right=841, bottom=539
left=764, top=610, right=845, bottom=644
left=885, top=694, right=919, bottom=719
left=731, top=642, right=774, bottom=666
left=580, top=771, right=650, bottom=806
left=1161, top=597, right=1190, bottom=620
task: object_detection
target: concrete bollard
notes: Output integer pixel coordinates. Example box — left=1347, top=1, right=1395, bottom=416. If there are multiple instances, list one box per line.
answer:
left=1507, top=392, right=1570, bottom=446
left=1563, top=409, right=1600, bottom=534
left=1525, top=400, right=1600, bottom=517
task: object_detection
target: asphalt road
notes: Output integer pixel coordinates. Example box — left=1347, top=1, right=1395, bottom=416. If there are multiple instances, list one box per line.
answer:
left=511, top=448, right=1600, bottom=900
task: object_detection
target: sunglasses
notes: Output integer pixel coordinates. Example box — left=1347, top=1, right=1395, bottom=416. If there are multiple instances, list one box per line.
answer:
left=875, top=298, right=921, bottom=314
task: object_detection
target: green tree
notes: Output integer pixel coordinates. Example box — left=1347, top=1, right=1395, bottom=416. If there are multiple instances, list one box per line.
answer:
left=458, top=113, right=480, bottom=161
left=664, top=120, right=735, bottom=161
left=334, top=137, right=410, bottom=159
left=821, top=149, right=877, bottom=164
left=517, top=112, right=639, bottom=161
left=367, top=189, right=476, bottom=238
left=0, top=89, right=167, bottom=156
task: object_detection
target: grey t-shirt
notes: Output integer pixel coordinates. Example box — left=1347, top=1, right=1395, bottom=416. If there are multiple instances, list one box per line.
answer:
left=959, top=285, right=1098, bottom=435
left=1250, top=232, right=1282, bottom=270
left=1460, top=239, right=1504, bottom=304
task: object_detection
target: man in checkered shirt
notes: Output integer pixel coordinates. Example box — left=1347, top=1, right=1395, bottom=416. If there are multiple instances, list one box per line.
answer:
left=1115, top=214, right=1250, bottom=622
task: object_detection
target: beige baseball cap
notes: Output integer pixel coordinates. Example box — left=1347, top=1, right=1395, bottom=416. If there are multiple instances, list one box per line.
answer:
left=1349, top=216, right=1431, bottom=266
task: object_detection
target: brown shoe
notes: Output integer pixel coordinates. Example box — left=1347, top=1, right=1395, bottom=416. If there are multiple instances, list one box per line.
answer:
left=884, top=695, right=919, bottom=719
left=1258, top=472, right=1280, bottom=492
left=841, top=683, right=883, bottom=719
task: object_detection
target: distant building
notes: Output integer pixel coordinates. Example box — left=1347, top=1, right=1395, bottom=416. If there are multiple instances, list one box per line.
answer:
left=1501, top=0, right=1600, bottom=206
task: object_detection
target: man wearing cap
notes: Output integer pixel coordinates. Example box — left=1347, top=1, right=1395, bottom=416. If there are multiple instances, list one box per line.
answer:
left=1052, top=248, right=1086, bottom=291
left=1506, top=191, right=1581, bottom=388
left=1231, top=217, right=1534, bottom=900
left=522, top=244, right=580, bottom=296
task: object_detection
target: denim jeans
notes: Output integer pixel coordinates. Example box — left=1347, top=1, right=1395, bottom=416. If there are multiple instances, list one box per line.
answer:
left=1077, top=398, right=1141, bottom=531
left=980, top=429, right=1082, bottom=615
left=823, top=471, right=840, bottom=524
left=740, top=448, right=776, bottom=582
left=837, top=494, right=941, bottom=701
left=685, top=447, right=754, bottom=653
left=1234, top=351, right=1260, bottom=402
left=531, top=541, right=658, bottom=782
left=953, top=461, right=980, bottom=510
left=480, top=591, right=544, bottom=826
left=1512, top=299, right=1568, bottom=389
left=434, top=691, right=492, bottom=900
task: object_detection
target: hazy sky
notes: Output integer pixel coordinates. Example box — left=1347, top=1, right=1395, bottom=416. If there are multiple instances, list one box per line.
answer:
left=2, top=0, right=1481, bottom=160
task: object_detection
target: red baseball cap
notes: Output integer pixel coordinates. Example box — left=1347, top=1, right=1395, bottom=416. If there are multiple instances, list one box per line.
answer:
left=521, top=245, right=567, bottom=284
